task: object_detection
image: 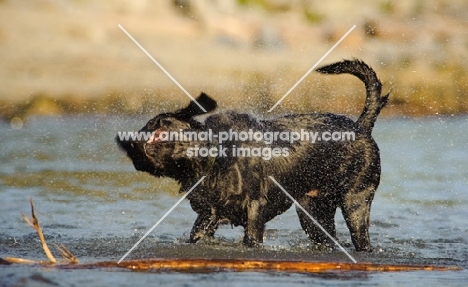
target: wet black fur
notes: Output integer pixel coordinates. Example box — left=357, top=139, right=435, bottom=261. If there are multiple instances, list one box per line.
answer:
left=117, top=59, right=388, bottom=251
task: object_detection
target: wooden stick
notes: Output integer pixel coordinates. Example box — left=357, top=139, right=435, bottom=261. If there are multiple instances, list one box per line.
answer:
left=3, top=256, right=461, bottom=272
left=21, top=197, right=56, bottom=263
left=61, top=258, right=461, bottom=272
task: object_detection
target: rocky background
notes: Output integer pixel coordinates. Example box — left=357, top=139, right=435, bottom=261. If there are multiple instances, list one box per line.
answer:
left=1, top=0, right=467, bottom=120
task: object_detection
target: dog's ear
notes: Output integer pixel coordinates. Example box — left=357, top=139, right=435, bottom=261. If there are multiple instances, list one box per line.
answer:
left=175, top=92, right=217, bottom=121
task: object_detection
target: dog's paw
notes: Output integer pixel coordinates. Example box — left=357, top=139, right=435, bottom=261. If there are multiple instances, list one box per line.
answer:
left=242, top=235, right=262, bottom=248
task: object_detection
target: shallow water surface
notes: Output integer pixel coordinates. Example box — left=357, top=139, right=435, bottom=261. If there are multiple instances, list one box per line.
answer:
left=0, top=115, right=467, bottom=286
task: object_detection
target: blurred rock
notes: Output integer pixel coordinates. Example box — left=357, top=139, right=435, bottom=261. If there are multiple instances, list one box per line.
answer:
left=253, top=26, right=285, bottom=51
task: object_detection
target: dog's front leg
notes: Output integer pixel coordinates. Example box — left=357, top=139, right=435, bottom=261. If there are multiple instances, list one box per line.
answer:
left=243, top=199, right=265, bottom=247
left=188, top=212, right=218, bottom=243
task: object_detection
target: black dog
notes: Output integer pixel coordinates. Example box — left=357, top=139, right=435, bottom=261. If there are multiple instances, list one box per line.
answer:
left=117, top=59, right=388, bottom=251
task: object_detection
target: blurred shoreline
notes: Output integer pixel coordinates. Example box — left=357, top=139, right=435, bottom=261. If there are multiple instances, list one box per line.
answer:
left=1, top=0, right=467, bottom=120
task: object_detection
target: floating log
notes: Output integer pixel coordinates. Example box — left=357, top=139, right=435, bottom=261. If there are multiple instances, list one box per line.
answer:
left=59, top=258, right=461, bottom=273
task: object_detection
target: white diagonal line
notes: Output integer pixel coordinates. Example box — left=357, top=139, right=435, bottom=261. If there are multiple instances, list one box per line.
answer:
left=118, top=24, right=207, bottom=112
left=117, top=176, right=206, bottom=264
left=268, top=25, right=356, bottom=112
left=268, top=176, right=357, bottom=263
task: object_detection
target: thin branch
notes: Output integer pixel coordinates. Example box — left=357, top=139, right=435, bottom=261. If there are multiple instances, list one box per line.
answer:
left=21, top=197, right=56, bottom=263
left=54, top=243, right=79, bottom=264
left=4, top=257, right=43, bottom=264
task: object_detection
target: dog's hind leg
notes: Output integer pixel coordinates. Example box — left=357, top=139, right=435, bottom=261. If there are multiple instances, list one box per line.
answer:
left=340, top=185, right=375, bottom=251
left=296, top=195, right=338, bottom=249
left=188, top=212, right=218, bottom=243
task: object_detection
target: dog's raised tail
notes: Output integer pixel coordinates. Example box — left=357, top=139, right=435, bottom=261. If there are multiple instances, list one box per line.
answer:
left=316, top=59, right=389, bottom=134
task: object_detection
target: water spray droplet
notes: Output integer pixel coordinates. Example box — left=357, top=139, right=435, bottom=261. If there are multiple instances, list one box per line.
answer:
left=10, top=117, right=23, bottom=130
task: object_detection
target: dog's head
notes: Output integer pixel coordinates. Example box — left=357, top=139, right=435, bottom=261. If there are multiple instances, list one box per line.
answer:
left=116, top=93, right=217, bottom=179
